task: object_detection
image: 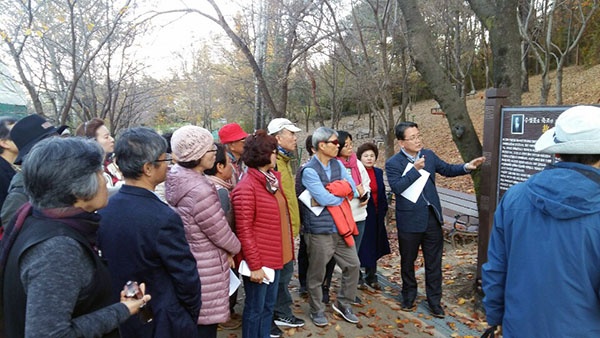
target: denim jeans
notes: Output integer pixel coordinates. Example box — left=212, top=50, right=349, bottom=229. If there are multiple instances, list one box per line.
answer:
left=298, top=235, right=308, bottom=288
left=242, top=270, right=281, bottom=338
left=274, top=260, right=294, bottom=318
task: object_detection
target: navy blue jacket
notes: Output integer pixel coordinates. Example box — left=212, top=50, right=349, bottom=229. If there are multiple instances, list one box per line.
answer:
left=358, top=167, right=390, bottom=267
left=385, top=148, right=468, bottom=233
left=98, top=185, right=201, bottom=338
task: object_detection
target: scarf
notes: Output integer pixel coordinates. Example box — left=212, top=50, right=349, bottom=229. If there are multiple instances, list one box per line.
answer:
left=338, top=153, right=362, bottom=185
left=260, top=169, right=280, bottom=194
left=0, top=204, right=100, bottom=273
left=104, top=155, right=123, bottom=186
left=206, top=175, right=234, bottom=192
left=34, top=207, right=101, bottom=248
left=277, top=145, right=294, bottom=158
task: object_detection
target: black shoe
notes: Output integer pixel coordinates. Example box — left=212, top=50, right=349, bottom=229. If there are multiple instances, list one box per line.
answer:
left=350, top=296, right=362, bottom=306
left=429, top=304, right=445, bottom=318
left=274, top=315, right=305, bottom=328
left=270, top=323, right=282, bottom=338
left=400, top=300, right=416, bottom=312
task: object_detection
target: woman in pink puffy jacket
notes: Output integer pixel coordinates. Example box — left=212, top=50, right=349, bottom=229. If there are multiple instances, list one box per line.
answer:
left=165, top=125, right=241, bottom=338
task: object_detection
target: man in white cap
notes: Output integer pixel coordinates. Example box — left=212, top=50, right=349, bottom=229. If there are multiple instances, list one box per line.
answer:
left=483, top=105, right=600, bottom=337
left=266, top=118, right=304, bottom=337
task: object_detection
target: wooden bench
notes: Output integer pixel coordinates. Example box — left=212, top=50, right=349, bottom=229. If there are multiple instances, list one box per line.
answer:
left=430, top=105, right=446, bottom=116
left=438, top=187, right=479, bottom=248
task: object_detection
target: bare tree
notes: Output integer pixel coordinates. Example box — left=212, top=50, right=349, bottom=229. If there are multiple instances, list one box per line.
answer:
left=518, top=0, right=598, bottom=104
left=319, top=0, right=414, bottom=158
left=0, top=0, right=135, bottom=124
left=422, top=0, right=483, bottom=99
left=156, top=0, right=331, bottom=129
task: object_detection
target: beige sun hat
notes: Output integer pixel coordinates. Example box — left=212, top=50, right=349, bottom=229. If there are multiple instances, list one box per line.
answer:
left=534, top=105, right=600, bottom=154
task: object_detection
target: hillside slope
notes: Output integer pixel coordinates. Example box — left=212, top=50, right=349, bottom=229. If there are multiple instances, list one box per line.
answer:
left=342, top=64, right=600, bottom=193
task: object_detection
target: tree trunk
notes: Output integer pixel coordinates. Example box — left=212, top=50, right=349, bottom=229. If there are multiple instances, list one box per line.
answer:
left=398, top=0, right=483, bottom=188
left=519, top=0, right=530, bottom=93
left=468, top=0, right=522, bottom=105
left=540, top=70, right=551, bottom=105
left=521, top=41, right=530, bottom=93
left=555, top=60, right=565, bottom=105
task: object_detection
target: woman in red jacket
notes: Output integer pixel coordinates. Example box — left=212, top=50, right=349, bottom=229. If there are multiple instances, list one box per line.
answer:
left=231, top=130, right=294, bottom=338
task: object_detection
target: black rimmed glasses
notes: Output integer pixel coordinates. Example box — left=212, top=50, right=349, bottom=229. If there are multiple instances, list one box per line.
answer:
left=205, top=144, right=218, bottom=154
left=324, top=139, right=340, bottom=146
left=154, top=154, right=173, bottom=163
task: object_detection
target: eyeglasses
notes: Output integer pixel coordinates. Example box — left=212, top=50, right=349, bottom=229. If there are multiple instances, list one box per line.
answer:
left=404, top=135, right=423, bottom=142
left=206, top=149, right=218, bottom=154
left=154, top=154, right=173, bottom=163
left=323, top=139, right=339, bottom=146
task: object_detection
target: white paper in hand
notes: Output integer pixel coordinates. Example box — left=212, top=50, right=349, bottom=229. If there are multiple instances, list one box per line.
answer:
left=238, top=260, right=275, bottom=284
left=401, top=163, right=430, bottom=203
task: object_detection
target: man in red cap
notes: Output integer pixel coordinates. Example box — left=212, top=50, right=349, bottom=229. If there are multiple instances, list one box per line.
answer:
left=218, top=123, right=248, bottom=186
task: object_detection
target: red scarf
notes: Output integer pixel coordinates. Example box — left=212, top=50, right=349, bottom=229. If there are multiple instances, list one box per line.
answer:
left=338, top=153, right=361, bottom=186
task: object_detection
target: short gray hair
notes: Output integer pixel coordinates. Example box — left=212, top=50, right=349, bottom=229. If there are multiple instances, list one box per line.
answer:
left=115, top=127, right=167, bottom=179
left=23, top=137, right=103, bottom=209
left=312, top=127, right=338, bottom=150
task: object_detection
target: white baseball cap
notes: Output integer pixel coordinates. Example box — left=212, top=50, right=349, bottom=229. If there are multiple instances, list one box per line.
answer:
left=267, top=118, right=301, bottom=135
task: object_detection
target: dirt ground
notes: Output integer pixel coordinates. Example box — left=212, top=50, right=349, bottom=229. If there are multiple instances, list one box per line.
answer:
left=217, top=234, right=484, bottom=338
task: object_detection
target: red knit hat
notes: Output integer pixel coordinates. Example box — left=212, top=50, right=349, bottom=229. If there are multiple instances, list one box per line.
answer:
left=218, top=123, right=248, bottom=144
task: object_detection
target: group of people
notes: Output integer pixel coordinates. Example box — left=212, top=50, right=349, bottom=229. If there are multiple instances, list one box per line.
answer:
left=0, top=112, right=490, bottom=338
left=5, top=106, right=596, bottom=338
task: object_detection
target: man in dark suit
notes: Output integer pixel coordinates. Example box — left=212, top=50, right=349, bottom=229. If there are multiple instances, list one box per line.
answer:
left=385, top=122, right=484, bottom=318
left=98, top=127, right=201, bottom=338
